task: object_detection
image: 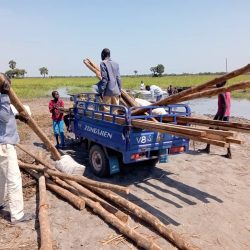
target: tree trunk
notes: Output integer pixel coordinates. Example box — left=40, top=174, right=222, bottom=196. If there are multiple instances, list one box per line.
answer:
left=38, top=175, right=53, bottom=250
left=18, top=160, right=129, bottom=194
left=82, top=196, right=162, bottom=250
left=89, top=187, right=200, bottom=250
left=24, top=169, right=85, bottom=210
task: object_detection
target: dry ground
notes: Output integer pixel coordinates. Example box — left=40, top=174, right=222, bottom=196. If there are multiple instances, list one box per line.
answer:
left=0, top=97, right=249, bottom=250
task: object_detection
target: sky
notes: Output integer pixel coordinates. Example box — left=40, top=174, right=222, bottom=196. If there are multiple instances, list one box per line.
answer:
left=0, top=0, right=250, bottom=77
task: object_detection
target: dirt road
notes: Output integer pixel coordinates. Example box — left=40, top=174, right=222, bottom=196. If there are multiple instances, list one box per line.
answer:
left=0, top=98, right=249, bottom=250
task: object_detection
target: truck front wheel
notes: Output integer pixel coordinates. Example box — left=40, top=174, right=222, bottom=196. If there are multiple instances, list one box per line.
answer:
left=89, top=145, right=109, bottom=177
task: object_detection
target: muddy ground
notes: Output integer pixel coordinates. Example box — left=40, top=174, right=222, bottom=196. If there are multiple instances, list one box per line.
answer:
left=0, top=97, right=249, bottom=250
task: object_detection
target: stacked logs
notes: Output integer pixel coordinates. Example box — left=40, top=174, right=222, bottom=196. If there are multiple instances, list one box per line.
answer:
left=83, top=59, right=250, bottom=148
left=18, top=144, right=199, bottom=250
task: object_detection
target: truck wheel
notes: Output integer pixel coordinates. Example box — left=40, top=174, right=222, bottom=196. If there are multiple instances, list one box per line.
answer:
left=89, top=145, right=109, bottom=177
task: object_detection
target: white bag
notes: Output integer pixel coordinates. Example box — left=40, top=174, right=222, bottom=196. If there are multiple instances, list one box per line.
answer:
left=55, top=155, right=86, bottom=175
left=135, top=98, right=167, bottom=115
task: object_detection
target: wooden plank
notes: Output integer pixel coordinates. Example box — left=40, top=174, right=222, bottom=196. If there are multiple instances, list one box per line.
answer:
left=162, top=117, right=250, bottom=134
left=87, top=113, right=230, bottom=147
left=226, top=137, right=244, bottom=144
left=187, top=127, right=235, bottom=137
left=177, top=117, right=250, bottom=133
left=132, top=120, right=229, bottom=147
left=132, top=120, right=206, bottom=137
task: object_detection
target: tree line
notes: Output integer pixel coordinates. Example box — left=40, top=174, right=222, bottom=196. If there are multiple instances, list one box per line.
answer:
left=134, top=64, right=165, bottom=77
left=5, top=60, right=48, bottom=78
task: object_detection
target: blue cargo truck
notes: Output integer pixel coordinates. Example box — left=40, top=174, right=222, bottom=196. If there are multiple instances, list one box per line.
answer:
left=69, top=93, right=191, bottom=177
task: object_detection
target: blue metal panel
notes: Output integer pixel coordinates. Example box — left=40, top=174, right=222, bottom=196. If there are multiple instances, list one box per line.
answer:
left=71, top=93, right=191, bottom=170
left=74, top=115, right=127, bottom=152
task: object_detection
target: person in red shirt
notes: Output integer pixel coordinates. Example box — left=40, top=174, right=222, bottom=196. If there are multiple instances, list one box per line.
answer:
left=48, top=91, right=65, bottom=148
left=200, top=81, right=232, bottom=158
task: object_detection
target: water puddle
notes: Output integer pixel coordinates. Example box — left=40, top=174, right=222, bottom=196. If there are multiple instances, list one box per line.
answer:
left=55, top=87, right=250, bottom=119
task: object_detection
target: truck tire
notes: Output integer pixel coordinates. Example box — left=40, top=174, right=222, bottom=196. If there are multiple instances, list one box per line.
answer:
left=89, top=145, right=109, bottom=177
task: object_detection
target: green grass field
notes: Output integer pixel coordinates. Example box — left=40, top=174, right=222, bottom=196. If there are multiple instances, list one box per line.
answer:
left=11, top=74, right=250, bottom=100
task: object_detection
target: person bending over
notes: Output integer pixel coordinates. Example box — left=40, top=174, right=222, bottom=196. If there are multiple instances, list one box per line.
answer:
left=145, top=85, right=163, bottom=101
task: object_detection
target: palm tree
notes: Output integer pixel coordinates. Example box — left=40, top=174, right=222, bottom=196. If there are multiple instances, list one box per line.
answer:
left=39, top=67, right=48, bottom=78
left=9, top=60, right=16, bottom=70
left=134, top=70, right=138, bottom=76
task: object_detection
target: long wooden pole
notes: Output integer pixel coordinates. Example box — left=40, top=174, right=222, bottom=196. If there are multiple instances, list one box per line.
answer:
left=24, top=169, right=85, bottom=210
left=38, top=175, right=53, bottom=250
left=9, top=88, right=61, bottom=160
left=25, top=167, right=161, bottom=249
left=132, top=120, right=206, bottom=137
left=131, top=120, right=229, bottom=147
left=18, top=161, right=129, bottom=194
left=89, top=187, right=200, bottom=250
left=177, top=81, right=250, bottom=104
left=53, top=177, right=129, bottom=223
left=82, top=196, right=162, bottom=250
left=163, top=116, right=250, bottom=134
left=132, top=64, right=250, bottom=115
left=17, top=144, right=57, bottom=170
left=86, top=111, right=233, bottom=147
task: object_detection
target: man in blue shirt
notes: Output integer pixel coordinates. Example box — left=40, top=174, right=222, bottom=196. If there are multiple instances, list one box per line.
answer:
left=97, top=48, right=122, bottom=112
left=0, top=73, right=34, bottom=224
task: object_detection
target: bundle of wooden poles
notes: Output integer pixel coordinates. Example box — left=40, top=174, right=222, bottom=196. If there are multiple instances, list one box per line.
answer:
left=18, top=143, right=200, bottom=250
left=83, top=59, right=250, bottom=148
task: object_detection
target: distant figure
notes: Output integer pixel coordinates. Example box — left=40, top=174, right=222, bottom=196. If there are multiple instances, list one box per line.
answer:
left=167, top=85, right=174, bottom=96
left=145, top=85, right=163, bottom=101
left=199, top=81, right=232, bottom=158
left=97, top=48, right=122, bottom=113
left=49, top=91, right=65, bottom=149
left=140, top=81, right=145, bottom=90
left=173, top=87, right=178, bottom=94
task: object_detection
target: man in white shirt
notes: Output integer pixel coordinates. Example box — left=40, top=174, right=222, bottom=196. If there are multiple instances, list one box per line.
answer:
left=145, top=85, right=163, bottom=101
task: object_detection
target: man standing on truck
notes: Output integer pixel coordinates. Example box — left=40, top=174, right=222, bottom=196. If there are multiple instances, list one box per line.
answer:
left=199, top=81, right=232, bottom=159
left=97, top=48, right=122, bottom=112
